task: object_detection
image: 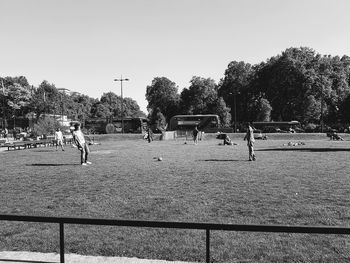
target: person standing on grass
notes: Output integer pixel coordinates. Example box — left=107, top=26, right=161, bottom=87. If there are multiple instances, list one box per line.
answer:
left=147, top=128, right=153, bottom=143
left=54, top=128, right=65, bottom=151
left=12, top=129, right=17, bottom=140
left=243, top=122, right=256, bottom=161
left=72, top=123, right=91, bottom=166
left=3, top=127, right=8, bottom=142
left=193, top=125, right=199, bottom=145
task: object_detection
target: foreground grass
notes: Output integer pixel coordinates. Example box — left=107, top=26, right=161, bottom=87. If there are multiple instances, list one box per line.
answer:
left=1, top=137, right=350, bottom=262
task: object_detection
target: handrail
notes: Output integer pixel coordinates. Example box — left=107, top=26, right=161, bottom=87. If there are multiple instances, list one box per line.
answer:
left=1, top=214, right=350, bottom=263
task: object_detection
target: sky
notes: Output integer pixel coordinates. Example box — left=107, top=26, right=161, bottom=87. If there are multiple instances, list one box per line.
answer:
left=1, top=0, right=350, bottom=113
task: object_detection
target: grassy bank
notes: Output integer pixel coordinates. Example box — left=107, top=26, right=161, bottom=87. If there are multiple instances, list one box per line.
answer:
left=1, top=138, right=350, bottom=262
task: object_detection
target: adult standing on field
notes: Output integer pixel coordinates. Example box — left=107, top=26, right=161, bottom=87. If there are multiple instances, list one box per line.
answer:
left=3, top=127, right=8, bottom=142
left=54, top=127, right=65, bottom=151
left=243, top=122, right=256, bottom=161
left=147, top=128, right=153, bottom=143
left=193, top=125, right=199, bottom=145
left=72, top=123, right=91, bottom=166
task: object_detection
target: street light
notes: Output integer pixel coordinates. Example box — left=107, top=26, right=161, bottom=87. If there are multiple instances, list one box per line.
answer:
left=1, top=79, right=6, bottom=129
left=229, top=90, right=238, bottom=133
left=57, top=88, right=70, bottom=126
left=114, top=76, right=129, bottom=134
left=320, top=88, right=324, bottom=133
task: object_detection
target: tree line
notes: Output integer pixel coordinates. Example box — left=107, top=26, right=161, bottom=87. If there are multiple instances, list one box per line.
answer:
left=2, top=47, right=350, bottom=132
left=146, top=47, right=350, bottom=131
left=0, top=77, right=145, bottom=129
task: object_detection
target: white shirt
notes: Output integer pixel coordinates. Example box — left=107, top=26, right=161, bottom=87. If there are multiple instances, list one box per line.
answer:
left=55, top=131, right=64, bottom=141
left=73, top=130, right=85, bottom=147
left=245, top=126, right=255, bottom=143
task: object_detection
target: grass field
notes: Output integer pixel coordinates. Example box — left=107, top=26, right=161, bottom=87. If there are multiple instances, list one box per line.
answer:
left=1, top=136, right=350, bottom=262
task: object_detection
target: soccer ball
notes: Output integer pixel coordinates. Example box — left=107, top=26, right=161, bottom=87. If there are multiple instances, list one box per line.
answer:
left=158, top=157, right=163, bottom=161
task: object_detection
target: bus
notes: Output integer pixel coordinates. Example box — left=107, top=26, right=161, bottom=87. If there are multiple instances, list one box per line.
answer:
left=168, top=114, right=220, bottom=133
left=252, top=121, right=302, bottom=133
left=84, top=117, right=148, bottom=134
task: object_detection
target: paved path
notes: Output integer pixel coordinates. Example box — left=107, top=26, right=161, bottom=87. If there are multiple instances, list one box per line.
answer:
left=0, top=251, right=194, bottom=263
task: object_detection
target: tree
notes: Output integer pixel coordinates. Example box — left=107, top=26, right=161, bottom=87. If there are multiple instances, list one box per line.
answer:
left=219, top=61, right=253, bottom=124
left=95, top=92, right=145, bottom=121
left=302, top=95, right=321, bottom=123
left=149, top=107, right=167, bottom=132
left=1, top=77, right=32, bottom=127
left=70, top=94, right=94, bottom=124
left=5, top=83, right=31, bottom=128
left=98, top=92, right=121, bottom=122
left=215, top=97, right=231, bottom=127
left=123, top=97, right=146, bottom=118
left=251, top=47, right=318, bottom=122
left=254, top=98, right=272, bottom=121
left=180, top=76, right=218, bottom=114
left=90, top=102, right=111, bottom=119
left=3, top=76, right=29, bottom=88
left=33, top=116, right=61, bottom=136
left=29, top=81, right=60, bottom=120
left=339, top=94, right=350, bottom=123
left=146, top=77, right=180, bottom=123
left=319, top=55, right=350, bottom=124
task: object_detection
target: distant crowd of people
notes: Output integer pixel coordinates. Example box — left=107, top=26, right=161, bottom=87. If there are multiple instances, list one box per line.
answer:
left=4, top=120, right=349, bottom=164
left=0, top=127, right=32, bottom=141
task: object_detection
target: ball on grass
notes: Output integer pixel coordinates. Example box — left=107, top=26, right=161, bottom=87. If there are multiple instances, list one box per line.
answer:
left=158, top=157, right=163, bottom=161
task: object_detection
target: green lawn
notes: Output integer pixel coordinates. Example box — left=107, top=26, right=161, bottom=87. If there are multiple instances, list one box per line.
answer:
left=1, top=137, right=350, bottom=262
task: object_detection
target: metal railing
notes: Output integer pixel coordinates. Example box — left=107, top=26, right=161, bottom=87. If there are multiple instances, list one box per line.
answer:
left=1, top=214, right=350, bottom=263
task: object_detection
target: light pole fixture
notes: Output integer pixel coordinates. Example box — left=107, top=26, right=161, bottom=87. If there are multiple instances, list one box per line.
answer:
left=114, top=76, right=129, bottom=134
left=229, top=90, right=238, bottom=133
left=57, top=88, right=70, bottom=126
left=320, top=87, right=324, bottom=133
left=1, top=79, right=6, bottom=129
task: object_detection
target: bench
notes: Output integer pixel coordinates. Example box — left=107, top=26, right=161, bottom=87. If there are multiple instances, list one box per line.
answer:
left=3, top=139, right=55, bottom=151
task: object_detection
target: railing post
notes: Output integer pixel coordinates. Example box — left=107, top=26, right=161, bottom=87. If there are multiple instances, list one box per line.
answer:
left=59, top=222, right=65, bottom=263
left=206, top=228, right=210, bottom=263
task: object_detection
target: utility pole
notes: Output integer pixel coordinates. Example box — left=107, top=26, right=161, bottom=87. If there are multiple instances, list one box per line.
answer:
left=114, top=76, right=129, bottom=134
left=1, top=79, right=6, bottom=129
left=230, top=90, right=238, bottom=133
left=234, top=91, right=237, bottom=133
left=320, top=86, right=324, bottom=133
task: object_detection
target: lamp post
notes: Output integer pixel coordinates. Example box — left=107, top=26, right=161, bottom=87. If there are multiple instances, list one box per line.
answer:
left=60, top=94, right=63, bottom=126
left=57, top=88, right=70, bottom=127
left=229, top=90, right=238, bottom=133
left=1, top=79, right=6, bottom=129
left=114, top=76, right=129, bottom=134
left=319, top=74, right=327, bottom=133
left=320, top=88, right=324, bottom=133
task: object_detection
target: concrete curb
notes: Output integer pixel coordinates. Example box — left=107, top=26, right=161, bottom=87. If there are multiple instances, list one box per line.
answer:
left=0, top=251, right=194, bottom=263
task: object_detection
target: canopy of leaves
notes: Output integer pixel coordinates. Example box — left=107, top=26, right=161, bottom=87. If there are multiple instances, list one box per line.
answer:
left=180, top=76, right=218, bottom=114
left=146, top=77, right=180, bottom=122
left=3, top=45, right=350, bottom=131
left=33, top=116, right=62, bottom=136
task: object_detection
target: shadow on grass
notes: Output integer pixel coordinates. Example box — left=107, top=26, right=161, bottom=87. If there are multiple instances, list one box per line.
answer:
left=27, top=163, right=79, bottom=166
left=257, top=147, right=350, bottom=152
left=199, top=159, right=249, bottom=162
left=31, top=150, right=56, bottom=152
left=0, top=259, right=56, bottom=263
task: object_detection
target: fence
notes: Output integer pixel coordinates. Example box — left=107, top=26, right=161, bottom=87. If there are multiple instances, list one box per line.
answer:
left=1, top=214, right=350, bottom=263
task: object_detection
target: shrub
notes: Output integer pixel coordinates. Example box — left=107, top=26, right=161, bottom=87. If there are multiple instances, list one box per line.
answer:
left=304, top=123, right=317, bottom=132
left=33, top=116, right=62, bottom=136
